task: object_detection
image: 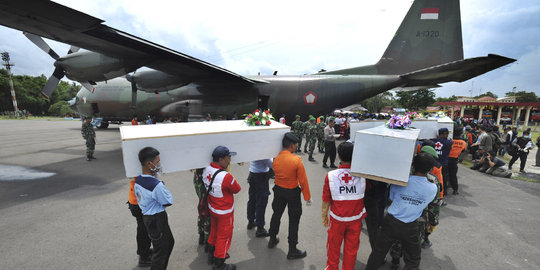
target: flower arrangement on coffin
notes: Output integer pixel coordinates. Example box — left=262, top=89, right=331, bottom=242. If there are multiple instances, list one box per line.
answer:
left=385, top=114, right=413, bottom=129
left=244, top=109, right=274, bottom=126
left=434, top=111, right=446, bottom=118
left=407, top=112, right=420, bottom=120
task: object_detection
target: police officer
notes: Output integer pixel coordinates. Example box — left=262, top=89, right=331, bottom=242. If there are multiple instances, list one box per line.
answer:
left=322, top=117, right=338, bottom=168
left=134, top=147, right=175, bottom=270
left=246, top=159, right=273, bottom=237
left=291, top=115, right=303, bottom=153
left=509, top=130, right=534, bottom=172
left=268, top=132, right=312, bottom=260
left=81, top=117, right=96, bottom=161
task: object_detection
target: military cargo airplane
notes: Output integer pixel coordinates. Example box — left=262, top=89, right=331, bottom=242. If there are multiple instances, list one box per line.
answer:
left=0, top=0, right=515, bottom=127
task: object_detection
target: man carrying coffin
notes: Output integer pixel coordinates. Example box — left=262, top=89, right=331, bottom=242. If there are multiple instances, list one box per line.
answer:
left=203, top=146, right=241, bottom=270
left=268, top=132, right=312, bottom=260
left=134, top=147, right=175, bottom=270
left=365, top=153, right=437, bottom=270
left=321, top=142, right=366, bottom=270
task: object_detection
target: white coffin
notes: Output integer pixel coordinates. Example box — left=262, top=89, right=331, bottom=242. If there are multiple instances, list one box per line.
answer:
left=349, top=120, right=385, bottom=142
left=350, top=125, right=420, bottom=186
left=410, top=117, right=454, bottom=140
left=120, top=120, right=290, bottom=178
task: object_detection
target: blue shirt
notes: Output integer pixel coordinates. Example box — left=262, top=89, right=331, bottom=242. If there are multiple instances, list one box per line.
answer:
left=249, top=159, right=273, bottom=173
left=387, top=175, right=437, bottom=223
left=433, top=137, right=453, bottom=166
left=134, top=174, right=174, bottom=215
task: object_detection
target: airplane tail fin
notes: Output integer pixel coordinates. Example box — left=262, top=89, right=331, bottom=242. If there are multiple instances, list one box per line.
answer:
left=323, top=0, right=463, bottom=75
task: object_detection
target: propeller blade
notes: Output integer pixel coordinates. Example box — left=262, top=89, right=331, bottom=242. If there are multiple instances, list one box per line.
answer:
left=23, top=32, right=60, bottom=60
left=41, top=66, right=65, bottom=98
left=131, top=80, right=137, bottom=108
left=68, top=46, right=80, bottom=54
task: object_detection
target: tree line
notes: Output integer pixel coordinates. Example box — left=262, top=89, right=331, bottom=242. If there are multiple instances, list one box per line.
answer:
left=0, top=69, right=80, bottom=116
left=361, top=89, right=539, bottom=113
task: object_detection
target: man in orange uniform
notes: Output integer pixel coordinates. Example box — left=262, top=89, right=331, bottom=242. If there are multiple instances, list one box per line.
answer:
left=448, top=129, right=467, bottom=194
left=128, top=178, right=152, bottom=267
left=321, top=142, right=366, bottom=270
left=268, top=132, right=312, bottom=260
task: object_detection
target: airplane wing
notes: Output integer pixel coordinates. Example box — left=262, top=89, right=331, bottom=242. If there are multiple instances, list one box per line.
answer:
left=399, top=54, right=516, bottom=86
left=0, top=0, right=257, bottom=85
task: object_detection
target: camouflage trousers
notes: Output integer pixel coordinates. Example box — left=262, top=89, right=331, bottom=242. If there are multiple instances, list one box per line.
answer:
left=193, top=169, right=211, bottom=242
left=85, top=137, right=95, bottom=158
left=294, top=132, right=303, bottom=151
left=304, top=135, right=310, bottom=151
left=308, top=137, right=316, bottom=156
left=317, top=134, right=324, bottom=152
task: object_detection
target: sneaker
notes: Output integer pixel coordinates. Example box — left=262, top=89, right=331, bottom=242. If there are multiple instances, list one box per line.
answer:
left=268, top=236, right=280, bottom=248
left=247, top=221, right=255, bottom=230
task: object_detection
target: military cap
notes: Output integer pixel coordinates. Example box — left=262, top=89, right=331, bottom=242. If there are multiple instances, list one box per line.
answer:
left=319, top=116, right=324, bottom=119
left=284, top=132, right=300, bottom=143
left=329, top=116, right=335, bottom=122
left=296, top=114, right=300, bottom=118
left=420, top=146, right=438, bottom=159
left=310, top=117, right=316, bottom=122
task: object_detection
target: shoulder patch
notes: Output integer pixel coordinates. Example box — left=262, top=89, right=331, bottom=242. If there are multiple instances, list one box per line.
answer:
left=135, top=175, right=160, bottom=191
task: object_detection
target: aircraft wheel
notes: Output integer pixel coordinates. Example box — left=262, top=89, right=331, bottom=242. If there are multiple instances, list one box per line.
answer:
left=98, top=122, right=109, bottom=129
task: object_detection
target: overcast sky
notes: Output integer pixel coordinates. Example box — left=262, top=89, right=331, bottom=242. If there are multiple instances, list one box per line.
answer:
left=0, top=0, right=539, bottom=98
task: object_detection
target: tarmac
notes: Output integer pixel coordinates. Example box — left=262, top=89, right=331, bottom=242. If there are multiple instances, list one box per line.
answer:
left=0, top=119, right=539, bottom=270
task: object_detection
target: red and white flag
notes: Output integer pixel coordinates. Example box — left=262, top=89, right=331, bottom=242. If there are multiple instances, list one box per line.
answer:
left=421, top=8, right=439, bottom=20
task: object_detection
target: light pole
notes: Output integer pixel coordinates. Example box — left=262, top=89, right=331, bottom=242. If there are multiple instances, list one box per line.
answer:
left=1, top=51, right=19, bottom=113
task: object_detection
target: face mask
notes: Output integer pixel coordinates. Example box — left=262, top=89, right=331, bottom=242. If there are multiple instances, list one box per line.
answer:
left=150, top=162, right=163, bottom=177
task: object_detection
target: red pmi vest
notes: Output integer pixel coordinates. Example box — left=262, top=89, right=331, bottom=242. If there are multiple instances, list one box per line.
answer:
left=327, top=168, right=366, bottom=222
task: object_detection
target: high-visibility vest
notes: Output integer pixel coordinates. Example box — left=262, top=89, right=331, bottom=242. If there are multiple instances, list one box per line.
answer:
left=128, top=178, right=138, bottom=205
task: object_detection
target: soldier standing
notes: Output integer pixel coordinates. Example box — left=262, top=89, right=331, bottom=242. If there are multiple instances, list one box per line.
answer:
left=302, top=116, right=312, bottom=153
left=193, top=168, right=211, bottom=249
left=307, top=117, right=318, bottom=162
left=81, top=117, right=96, bottom=161
left=291, top=115, right=303, bottom=153
left=317, top=116, right=326, bottom=153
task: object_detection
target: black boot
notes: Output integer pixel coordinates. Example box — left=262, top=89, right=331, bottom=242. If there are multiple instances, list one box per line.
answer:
left=322, top=164, right=329, bottom=168
left=329, top=164, right=337, bottom=168
left=198, top=233, right=205, bottom=245
left=212, top=257, right=236, bottom=270
left=268, top=236, right=280, bottom=248
left=308, top=156, right=315, bottom=162
left=207, top=245, right=215, bottom=265
left=247, top=220, right=255, bottom=230
left=287, top=243, right=307, bottom=260
left=255, top=226, right=270, bottom=238
left=138, top=255, right=152, bottom=267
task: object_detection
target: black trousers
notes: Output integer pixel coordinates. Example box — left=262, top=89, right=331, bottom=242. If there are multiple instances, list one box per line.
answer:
left=323, top=141, right=336, bottom=166
left=129, top=203, right=152, bottom=257
left=143, top=211, right=175, bottom=270
left=247, top=172, right=270, bottom=227
left=441, top=165, right=449, bottom=195
left=366, top=215, right=421, bottom=270
left=509, top=151, right=529, bottom=171
left=268, top=185, right=302, bottom=245
left=363, top=182, right=388, bottom=250
left=447, top=158, right=459, bottom=192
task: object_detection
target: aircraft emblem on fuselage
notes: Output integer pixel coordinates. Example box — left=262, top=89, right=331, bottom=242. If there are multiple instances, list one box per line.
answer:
left=304, top=91, right=317, bottom=105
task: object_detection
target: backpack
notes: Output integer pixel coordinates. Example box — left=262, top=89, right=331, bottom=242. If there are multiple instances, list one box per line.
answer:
left=492, top=133, right=502, bottom=150
left=197, top=169, right=225, bottom=222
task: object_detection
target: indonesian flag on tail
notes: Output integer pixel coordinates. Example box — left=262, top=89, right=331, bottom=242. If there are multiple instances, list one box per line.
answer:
left=421, top=8, right=439, bottom=20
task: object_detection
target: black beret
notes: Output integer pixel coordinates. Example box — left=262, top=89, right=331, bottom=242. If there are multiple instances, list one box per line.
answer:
left=284, top=132, right=300, bottom=143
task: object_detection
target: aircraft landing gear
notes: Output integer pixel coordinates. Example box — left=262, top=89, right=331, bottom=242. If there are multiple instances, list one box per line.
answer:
left=97, top=121, right=109, bottom=129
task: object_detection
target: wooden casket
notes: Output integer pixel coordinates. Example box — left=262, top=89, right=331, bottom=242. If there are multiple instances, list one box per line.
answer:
left=350, top=125, right=420, bottom=186
left=120, top=120, right=290, bottom=177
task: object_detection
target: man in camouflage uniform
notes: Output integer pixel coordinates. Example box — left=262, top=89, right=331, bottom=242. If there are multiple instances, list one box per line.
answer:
left=317, top=116, right=326, bottom=153
left=193, top=168, right=212, bottom=251
left=81, top=117, right=96, bottom=161
left=302, top=115, right=313, bottom=153
left=307, top=117, right=318, bottom=161
left=291, top=115, right=303, bottom=153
